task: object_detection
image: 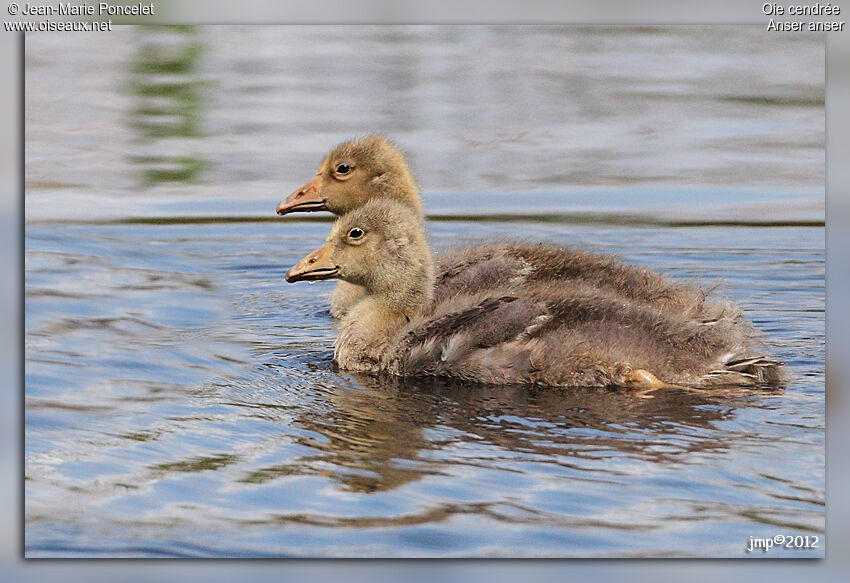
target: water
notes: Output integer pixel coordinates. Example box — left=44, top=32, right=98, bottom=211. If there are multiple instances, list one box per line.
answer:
left=25, top=26, right=824, bottom=557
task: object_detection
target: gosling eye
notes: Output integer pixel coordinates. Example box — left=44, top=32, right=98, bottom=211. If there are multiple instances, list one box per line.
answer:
left=335, top=163, right=352, bottom=175
left=347, top=227, right=364, bottom=240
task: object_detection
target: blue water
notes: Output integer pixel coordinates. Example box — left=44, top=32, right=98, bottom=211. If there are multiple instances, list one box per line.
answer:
left=25, top=26, right=824, bottom=557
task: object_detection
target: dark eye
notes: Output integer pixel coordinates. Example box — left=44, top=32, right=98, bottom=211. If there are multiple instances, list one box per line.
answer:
left=347, top=227, right=364, bottom=240
left=336, top=163, right=352, bottom=175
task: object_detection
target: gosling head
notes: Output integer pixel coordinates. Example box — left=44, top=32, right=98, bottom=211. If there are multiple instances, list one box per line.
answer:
left=285, top=199, right=433, bottom=308
left=276, top=135, right=422, bottom=217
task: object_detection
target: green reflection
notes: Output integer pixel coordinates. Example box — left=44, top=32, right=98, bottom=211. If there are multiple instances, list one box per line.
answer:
left=128, top=26, right=206, bottom=185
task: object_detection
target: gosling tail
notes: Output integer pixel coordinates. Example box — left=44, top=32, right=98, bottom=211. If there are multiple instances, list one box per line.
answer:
left=701, top=355, right=788, bottom=387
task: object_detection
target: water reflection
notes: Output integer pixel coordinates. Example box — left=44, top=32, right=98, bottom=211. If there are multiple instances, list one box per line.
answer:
left=248, top=372, right=774, bottom=494
left=129, top=26, right=205, bottom=184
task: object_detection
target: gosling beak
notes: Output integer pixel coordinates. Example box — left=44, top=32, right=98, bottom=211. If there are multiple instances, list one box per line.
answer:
left=276, top=175, right=326, bottom=215
left=285, top=242, right=340, bottom=283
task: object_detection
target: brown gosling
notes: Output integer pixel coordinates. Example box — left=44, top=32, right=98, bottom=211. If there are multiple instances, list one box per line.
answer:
left=285, top=199, right=785, bottom=389
left=276, top=135, right=721, bottom=322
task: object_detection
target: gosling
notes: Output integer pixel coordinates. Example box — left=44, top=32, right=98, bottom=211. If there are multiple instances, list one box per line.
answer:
left=285, top=198, right=785, bottom=389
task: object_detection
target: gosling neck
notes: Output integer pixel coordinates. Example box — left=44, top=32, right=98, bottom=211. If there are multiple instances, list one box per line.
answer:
left=335, top=247, right=435, bottom=372
left=359, top=257, right=434, bottom=323
left=335, top=284, right=430, bottom=373
left=373, top=169, right=422, bottom=217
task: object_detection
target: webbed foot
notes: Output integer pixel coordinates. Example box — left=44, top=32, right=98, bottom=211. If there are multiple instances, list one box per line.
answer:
left=623, top=368, right=687, bottom=391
